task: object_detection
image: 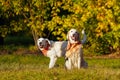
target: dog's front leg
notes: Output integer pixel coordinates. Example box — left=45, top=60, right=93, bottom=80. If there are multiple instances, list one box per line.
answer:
left=49, top=56, right=57, bottom=69
left=78, top=57, right=81, bottom=69
left=65, top=58, right=72, bottom=70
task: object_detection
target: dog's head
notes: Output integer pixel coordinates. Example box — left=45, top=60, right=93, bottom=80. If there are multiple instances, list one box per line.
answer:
left=67, top=29, right=80, bottom=44
left=37, top=38, right=50, bottom=50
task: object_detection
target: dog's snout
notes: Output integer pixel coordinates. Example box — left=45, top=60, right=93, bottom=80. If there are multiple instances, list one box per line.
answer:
left=73, top=34, right=75, bottom=37
left=39, top=42, right=42, bottom=45
left=73, top=32, right=77, bottom=36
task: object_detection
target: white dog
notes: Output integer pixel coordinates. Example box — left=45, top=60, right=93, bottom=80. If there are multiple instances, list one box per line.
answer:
left=65, top=29, right=88, bottom=69
left=37, top=29, right=87, bottom=69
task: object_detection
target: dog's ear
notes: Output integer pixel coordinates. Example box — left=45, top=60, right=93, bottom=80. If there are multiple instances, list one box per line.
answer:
left=66, top=41, right=71, bottom=50
left=67, top=31, right=70, bottom=40
left=45, top=39, right=51, bottom=47
left=45, top=39, right=49, bottom=44
left=77, top=32, right=80, bottom=41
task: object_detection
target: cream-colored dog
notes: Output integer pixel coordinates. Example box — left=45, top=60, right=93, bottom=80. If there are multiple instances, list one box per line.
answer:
left=65, top=29, right=88, bottom=69
left=37, top=29, right=87, bottom=69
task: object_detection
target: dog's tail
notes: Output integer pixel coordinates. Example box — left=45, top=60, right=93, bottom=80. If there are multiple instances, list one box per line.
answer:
left=81, top=29, right=87, bottom=44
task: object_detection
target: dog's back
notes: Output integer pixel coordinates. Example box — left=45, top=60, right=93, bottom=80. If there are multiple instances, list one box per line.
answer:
left=50, top=41, right=68, bottom=57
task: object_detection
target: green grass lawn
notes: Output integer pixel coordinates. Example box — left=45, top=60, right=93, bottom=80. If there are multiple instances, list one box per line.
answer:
left=0, top=54, right=120, bottom=80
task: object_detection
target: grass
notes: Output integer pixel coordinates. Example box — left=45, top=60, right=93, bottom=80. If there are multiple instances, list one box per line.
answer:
left=0, top=54, right=120, bottom=80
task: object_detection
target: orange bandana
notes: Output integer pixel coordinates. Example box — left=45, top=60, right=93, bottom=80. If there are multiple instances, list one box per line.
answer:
left=67, top=41, right=81, bottom=51
left=66, top=41, right=81, bottom=58
left=41, top=47, right=49, bottom=56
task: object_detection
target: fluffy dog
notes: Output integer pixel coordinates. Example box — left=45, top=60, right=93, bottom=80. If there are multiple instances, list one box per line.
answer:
left=65, top=29, right=88, bottom=69
left=37, top=29, right=87, bottom=69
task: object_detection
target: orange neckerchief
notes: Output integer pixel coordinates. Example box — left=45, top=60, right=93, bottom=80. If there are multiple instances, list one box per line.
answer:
left=41, top=48, right=48, bottom=56
left=70, top=42, right=81, bottom=49
left=66, top=41, right=81, bottom=58
left=41, top=45, right=50, bottom=56
left=67, top=41, right=81, bottom=51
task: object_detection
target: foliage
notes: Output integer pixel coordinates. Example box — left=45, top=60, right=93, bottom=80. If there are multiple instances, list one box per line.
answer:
left=0, top=0, right=120, bottom=54
left=0, top=55, right=120, bottom=80
left=4, top=36, right=34, bottom=45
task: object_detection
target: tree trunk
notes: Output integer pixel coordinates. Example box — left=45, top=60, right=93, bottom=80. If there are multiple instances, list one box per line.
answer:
left=31, top=29, right=38, bottom=47
left=31, top=29, right=42, bottom=55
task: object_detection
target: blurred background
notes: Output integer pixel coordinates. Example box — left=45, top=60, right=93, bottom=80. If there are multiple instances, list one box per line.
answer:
left=0, top=0, right=120, bottom=56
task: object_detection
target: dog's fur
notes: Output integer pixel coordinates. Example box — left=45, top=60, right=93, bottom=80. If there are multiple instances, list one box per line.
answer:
left=37, top=29, right=87, bottom=69
left=65, top=29, right=88, bottom=69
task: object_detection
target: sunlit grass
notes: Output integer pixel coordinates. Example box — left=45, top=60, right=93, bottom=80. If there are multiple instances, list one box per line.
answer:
left=0, top=55, right=120, bottom=80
